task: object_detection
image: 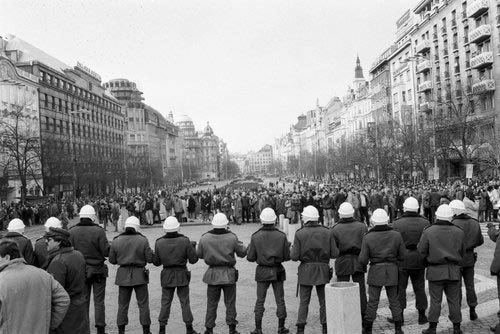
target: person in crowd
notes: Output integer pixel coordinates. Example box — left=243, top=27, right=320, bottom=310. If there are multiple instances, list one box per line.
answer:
left=247, top=208, right=290, bottom=334
left=45, top=227, right=89, bottom=334
left=1, top=218, right=34, bottom=265
left=450, top=199, right=484, bottom=322
left=330, top=202, right=368, bottom=319
left=197, top=213, right=247, bottom=334
left=488, top=220, right=500, bottom=332
left=153, top=216, right=199, bottom=334
left=291, top=205, right=338, bottom=334
left=0, top=239, right=70, bottom=333
left=34, top=216, right=64, bottom=268
left=418, top=204, right=465, bottom=334
left=390, top=197, right=429, bottom=325
left=69, top=204, right=110, bottom=334
left=359, top=209, right=405, bottom=334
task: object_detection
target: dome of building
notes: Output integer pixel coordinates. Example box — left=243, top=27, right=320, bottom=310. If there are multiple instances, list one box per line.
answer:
left=177, top=114, right=193, bottom=124
left=203, top=122, right=214, bottom=136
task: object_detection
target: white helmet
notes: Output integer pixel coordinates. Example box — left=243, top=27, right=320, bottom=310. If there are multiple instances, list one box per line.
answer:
left=7, top=218, right=25, bottom=233
left=260, top=208, right=277, bottom=224
left=371, top=209, right=389, bottom=226
left=212, top=213, right=229, bottom=228
left=403, top=197, right=419, bottom=212
left=124, top=216, right=140, bottom=231
left=44, top=217, right=62, bottom=232
left=302, top=205, right=319, bottom=223
left=449, top=200, right=466, bottom=215
left=163, top=216, right=180, bottom=232
left=79, top=205, right=96, bottom=221
left=435, top=204, right=454, bottom=222
left=338, top=202, right=355, bottom=218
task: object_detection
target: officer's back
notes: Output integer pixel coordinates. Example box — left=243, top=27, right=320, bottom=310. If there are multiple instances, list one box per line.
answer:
left=392, top=212, right=429, bottom=269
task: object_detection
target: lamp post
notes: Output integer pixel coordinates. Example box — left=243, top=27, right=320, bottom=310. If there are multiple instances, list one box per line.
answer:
left=68, top=109, right=90, bottom=198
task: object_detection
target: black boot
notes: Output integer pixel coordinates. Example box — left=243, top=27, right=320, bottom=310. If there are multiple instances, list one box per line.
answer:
left=97, top=326, right=107, bottom=334
left=203, top=327, right=213, bottom=334
left=322, top=323, right=327, bottom=334
left=395, top=321, right=404, bottom=334
left=143, top=325, right=152, bottom=334
left=296, top=324, right=305, bottom=334
left=387, top=312, right=404, bottom=325
left=422, top=322, right=437, bottom=334
left=250, top=318, right=262, bottom=334
left=118, top=325, right=125, bottom=334
left=159, top=325, right=166, bottom=334
left=418, top=310, right=428, bottom=325
left=278, top=318, right=289, bottom=334
left=453, top=323, right=463, bottom=334
left=186, top=324, right=199, bottom=334
left=363, top=321, right=373, bottom=334
left=470, top=307, right=478, bottom=321
left=250, top=330, right=263, bottom=334
left=229, top=324, right=240, bottom=334
left=491, top=324, right=500, bottom=332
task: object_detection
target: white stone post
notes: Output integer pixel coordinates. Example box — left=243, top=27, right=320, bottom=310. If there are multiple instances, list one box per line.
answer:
left=325, top=281, right=362, bottom=334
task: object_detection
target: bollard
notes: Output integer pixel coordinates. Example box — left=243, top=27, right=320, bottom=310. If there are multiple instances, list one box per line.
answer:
left=283, top=218, right=289, bottom=236
left=279, top=214, right=285, bottom=230
left=287, top=221, right=297, bottom=243
left=325, top=281, right=362, bottom=334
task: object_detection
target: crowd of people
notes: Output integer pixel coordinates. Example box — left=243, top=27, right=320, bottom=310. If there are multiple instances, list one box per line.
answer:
left=2, top=177, right=500, bottom=334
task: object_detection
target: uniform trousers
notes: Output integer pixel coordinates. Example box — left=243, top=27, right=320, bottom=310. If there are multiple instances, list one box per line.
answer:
left=159, top=286, right=194, bottom=325
left=461, top=266, right=478, bottom=308
left=397, top=268, right=427, bottom=311
left=497, top=276, right=500, bottom=322
left=254, top=280, right=287, bottom=321
left=117, top=284, right=151, bottom=326
left=365, top=285, right=401, bottom=323
left=85, top=276, right=106, bottom=328
left=205, top=284, right=237, bottom=328
left=428, top=280, right=462, bottom=323
left=337, top=272, right=367, bottom=316
left=297, top=284, right=326, bottom=325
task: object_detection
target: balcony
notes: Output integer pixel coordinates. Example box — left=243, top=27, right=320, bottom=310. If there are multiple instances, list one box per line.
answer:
left=416, top=40, right=431, bottom=54
left=419, top=102, right=432, bottom=113
left=472, top=79, right=496, bottom=94
left=418, top=80, right=433, bottom=92
left=470, top=51, right=494, bottom=69
left=467, top=0, right=489, bottom=18
left=451, top=18, right=457, bottom=27
left=469, top=24, right=492, bottom=44
left=433, top=32, right=438, bottom=40
left=417, top=60, right=431, bottom=73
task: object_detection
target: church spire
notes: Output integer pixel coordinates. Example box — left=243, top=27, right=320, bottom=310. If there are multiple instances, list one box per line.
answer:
left=354, top=54, right=364, bottom=79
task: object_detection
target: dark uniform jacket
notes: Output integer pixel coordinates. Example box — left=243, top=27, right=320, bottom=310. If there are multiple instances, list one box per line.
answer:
left=417, top=220, right=465, bottom=281
left=2, top=232, right=34, bottom=265
left=109, top=230, right=154, bottom=286
left=330, top=218, right=367, bottom=276
left=452, top=213, right=484, bottom=267
left=69, top=219, right=110, bottom=277
left=359, top=225, right=405, bottom=286
left=46, top=246, right=88, bottom=334
left=489, top=227, right=500, bottom=275
left=291, top=222, right=338, bottom=286
left=34, top=237, right=48, bottom=268
left=392, top=212, right=429, bottom=269
left=197, top=229, right=247, bottom=285
left=153, top=232, right=198, bottom=287
left=247, top=225, right=290, bottom=282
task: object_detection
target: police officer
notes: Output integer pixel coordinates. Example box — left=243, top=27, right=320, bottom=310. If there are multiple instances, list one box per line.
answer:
left=69, top=204, right=110, bottom=334
left=450, top=199, right=484, bottom=321
left=2, top=218, right=34, bottom=264
left=45, top=227, right=89, bottom=334
left=109, top=216, right=153, bottom=334
left=247, top=208, right=290, bottom=334
left=488, top=221, right=500, bottom=332
left=359, top=209, right=405, bottom=334
left=197, top=213, right=247, bottom=334
left=291, top=205, right=338, bottom=334
left=418, top=204, right=465, bottom=334
left=390, top=197, right=429, bottom=325
left=34, top=217, right=63, bottom=268
left=153, top=216, right=199, bottom=334
left=330, top=202, right=368, bottom=318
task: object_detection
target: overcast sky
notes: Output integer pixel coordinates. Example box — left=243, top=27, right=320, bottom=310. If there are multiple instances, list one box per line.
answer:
left=2, top=0, right=416, bottom=153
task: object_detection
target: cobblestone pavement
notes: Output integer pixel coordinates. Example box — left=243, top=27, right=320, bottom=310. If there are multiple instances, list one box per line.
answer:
left=21, top=220, right=500, bottom=334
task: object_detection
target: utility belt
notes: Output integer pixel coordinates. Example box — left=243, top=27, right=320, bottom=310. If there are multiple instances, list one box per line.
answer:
left=163, top=265, right=187, bottom=270
left=370, top=261, right=397, bottom=266
left=406, top=245, right=418, bottom=250
left=339, top=249, right=361, bottom=256
left=209, top=264, right=235, bottom=268
left=121, top=264, right=145, bottom=268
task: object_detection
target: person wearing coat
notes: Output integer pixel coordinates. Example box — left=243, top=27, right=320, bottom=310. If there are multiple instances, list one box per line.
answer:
left=69, top=205, right=110, bottom=334
left=488, top=222, right=500, bottom=332
left=45, top=227, right=90, bottom=334
left=291, top=205, right=338, bottom=334
left=330, top=202, right=368, bottom=318
left=247, top=208, right=291, bottom=334
left=390, top=197, right=429, bottom=325
left=0, top=239, right=70, bottom=334
left=359, top=209, right=405, bottom=334
left=2, top=218, right=34, bottom=265
left=418, top=204, right=465, bottom=334
left=109, top=216, right=154, bottom=334
left=153, top=216, right=199, bottom=334
left=197, top=213, right=247, bottom=334
left=450, top=199, right=484, bottom=321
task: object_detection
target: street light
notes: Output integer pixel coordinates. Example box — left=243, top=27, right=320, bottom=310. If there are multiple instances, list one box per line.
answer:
left=68, top=109, right=91, bottom=198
